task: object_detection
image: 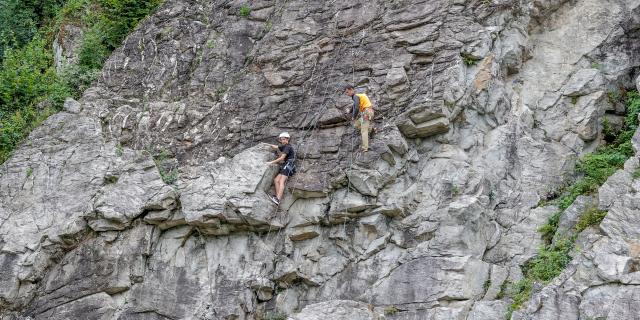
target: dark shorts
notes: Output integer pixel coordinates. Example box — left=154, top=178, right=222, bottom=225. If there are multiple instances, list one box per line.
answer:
left=279, top=161, right=296, bottom=177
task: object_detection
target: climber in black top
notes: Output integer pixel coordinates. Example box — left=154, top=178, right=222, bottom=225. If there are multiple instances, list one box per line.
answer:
left=266, top=132, right=296, bottom=205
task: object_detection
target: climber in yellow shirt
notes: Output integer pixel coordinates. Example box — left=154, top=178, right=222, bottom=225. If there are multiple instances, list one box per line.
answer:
left=344, top=84, right=376, bottom=152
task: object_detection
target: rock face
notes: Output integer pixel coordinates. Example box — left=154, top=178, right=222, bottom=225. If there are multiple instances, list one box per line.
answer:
left=2, top=0, right=640, bottom=319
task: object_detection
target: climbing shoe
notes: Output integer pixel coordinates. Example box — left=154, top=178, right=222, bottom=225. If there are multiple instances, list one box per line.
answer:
left=269, top=195, right=280, bottom=205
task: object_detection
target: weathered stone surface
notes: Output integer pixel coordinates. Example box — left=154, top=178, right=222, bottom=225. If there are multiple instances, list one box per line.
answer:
left=53, top=23, right=84, bottom=72
left=367, top=256, right=490, bottom=305
left=288, top=300, right=378, bottom=320
left=562, top=69, right=604, bottom=97
left=36, top=292, right=115, bottom=320
left=601, top=191, right=640, bottom=240
left=179, top=144, right=281, bottom=234
left=485, top=206, right=557, bottom=265
left=63, top=97, right=82, bottom=114
left=483, top=265, right=509, bottom=301
left=552, top=195, right=596, bottom=244
left=89, top=156, right=177, bottom=231
left=497, top=28, right=528, bottom=75
left=396, top=99, right=451, bottom=139
left=397, top=117, right=450, bottom=139
left=288, top=197, right=329, bottom=227
left=3, top=0, right=640, bottom=318
left=288, top=225, right=321, bottom=241
left=468, top=300, right=509, bottom=320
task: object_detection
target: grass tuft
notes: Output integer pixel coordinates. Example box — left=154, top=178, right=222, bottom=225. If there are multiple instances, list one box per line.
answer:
left=264, top=312, right=287, bottom=320
left=238, top=5, right=251, bottom=17
left=384, top=306, right=400, bottom=315
left=575, top=206, right=607, bottom=233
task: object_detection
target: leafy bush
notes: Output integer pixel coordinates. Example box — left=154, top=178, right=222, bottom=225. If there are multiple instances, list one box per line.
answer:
left=0, top=36, right=70, bottom=162
left=0, top=0, right=65, bottom=60
left=0, top=37, right=67, bottom=114
left=0, top=0, right=163, bottom=164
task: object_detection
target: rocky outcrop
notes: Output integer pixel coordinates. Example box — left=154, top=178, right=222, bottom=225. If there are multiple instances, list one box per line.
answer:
left=513, top=157, right=640, bottom=319
left=2, top=0, right=640, bottom=319
left=53, top=23, right=84, bottom=72
left=179, top=144, right=283, bottom=235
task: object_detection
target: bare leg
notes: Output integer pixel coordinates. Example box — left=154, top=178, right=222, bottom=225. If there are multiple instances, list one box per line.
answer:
left=276, top=175, right=288, bottom=200
left=273, top=175, right=281, bottom=196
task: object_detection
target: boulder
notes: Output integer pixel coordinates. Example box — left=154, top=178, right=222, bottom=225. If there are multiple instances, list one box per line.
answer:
left=179, top=144, right=282, bottom=234
left=562, top=69, right=604, bottom=96
left=397, top=117, right=449, bottom=139
left=88, top=156, right=177, bottom=231
left=288, top=225, right=321, bottom=241
left=288, top=197, right=329, bottom=227
left=396, top=100, right=450, bottom=138
left=328, top=189, right=378, bottom=222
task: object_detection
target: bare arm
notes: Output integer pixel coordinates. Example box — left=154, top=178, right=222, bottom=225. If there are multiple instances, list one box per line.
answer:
left=267, top=153, right=286, bottom=165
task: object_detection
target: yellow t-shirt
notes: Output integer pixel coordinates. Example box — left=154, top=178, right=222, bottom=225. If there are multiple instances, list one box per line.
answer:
left=355, top=93, right=372, bottom=112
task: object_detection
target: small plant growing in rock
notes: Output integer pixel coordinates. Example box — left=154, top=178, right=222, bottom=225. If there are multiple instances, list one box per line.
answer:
left=384, top=306, right=400, bottom=315
left=483, top=278, right=491, bottom=291
left=461, top=53, right=479, bottom=66
left=496, top=280, right=509, bottom=299
left=264, top=312, right=287, bottom=320
left=505, top=238, right=573, bottom=318
left=633, top=168, right=640, bottom=179
left=104, top=174, right=118, bottom=184
left=215, top=86, right=227, bottom=99
left=238, top=5, right=251, bottom=17
left=25, top=167, right=33, bottom=177
left=538, top=211, right=561, bottom=244
left=450, top=185, right=460, bottom=196
left=575, top=206, right=607, bottom=232
left=607, top=89, right=625, bottom=104
left=153, top=148, right=178, bottom=185
left=601, top=117, right=617, bottom=142
left=115, top=143, right=123, bottom=157
left=570, top=96, right=578, bottom=105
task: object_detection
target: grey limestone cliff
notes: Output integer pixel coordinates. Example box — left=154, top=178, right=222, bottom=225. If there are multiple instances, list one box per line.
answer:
left=2, top=0, right=640, bottom=319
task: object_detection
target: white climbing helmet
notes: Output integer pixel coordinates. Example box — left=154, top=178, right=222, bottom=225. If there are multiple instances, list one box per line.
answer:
left=278, top=132, right=290, bottom=139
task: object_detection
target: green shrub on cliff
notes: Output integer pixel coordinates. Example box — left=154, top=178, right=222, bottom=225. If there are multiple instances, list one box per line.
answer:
left=0, top=0, right=163, bottom=164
